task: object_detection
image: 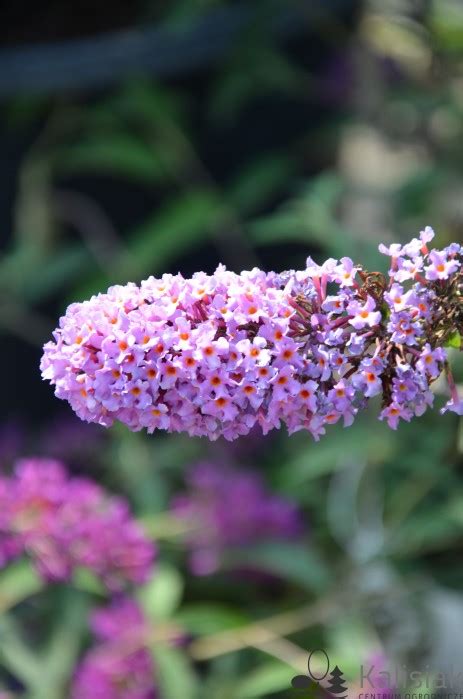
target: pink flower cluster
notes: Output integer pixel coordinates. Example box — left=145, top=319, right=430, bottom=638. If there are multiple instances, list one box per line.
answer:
left=72, top=597, right=156, bottom=699
left=171, top=461, right=304, bottom=575
left=0, top=459, right=155, bottom=589
left=41, top=228, right=463, bottom=440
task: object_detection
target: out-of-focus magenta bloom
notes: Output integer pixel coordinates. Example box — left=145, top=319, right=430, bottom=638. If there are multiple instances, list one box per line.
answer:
left=171, top=462, right=304, bottom=575
left=41, top=230, right=462, bottom=440
left=0, top=459, right=155, bottom=589
left=358, top=653, right=395, bottom=696
left=0, top=420, right=24, bottom=466
left=72, top=598, right=156, bottom=699
left=39, top=416, right=105, bottom=466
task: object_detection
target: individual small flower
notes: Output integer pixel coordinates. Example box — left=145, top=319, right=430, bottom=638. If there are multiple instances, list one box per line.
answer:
left=347, top=296, right=381, bottom=330
left=333, top=257, right=358, bottom=287
left=0, top=459, right=155, bottom=589
left=441, top=398, right=463, bottom=415
left=378, top=242, right=403, bottom=257
left=352, top=359, right=383, bottom=398
left=425, top=250, right=460, bottom=281
left=322, top=295, right=346, bottom=314
left=394, top=255, right=424, bottom=283
left=71, top=598, right=156, bottom=699
left=171, top=462, right=305, bottom=576
left=402, top=226, right=435, bottom=258
left=387, top=310, right=423, bottom=346
left=417, top=343, right=446, bottom=378
left=384, top=283, right=416, bottom=312
left=379, top=402, right=413, bottom=429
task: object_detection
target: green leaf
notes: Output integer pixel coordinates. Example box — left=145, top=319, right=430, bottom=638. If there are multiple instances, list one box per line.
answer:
left=42, top=592, right=90, bottom=694
left=431, top=0, right=463, bottom=51
left=226, top=153, right=295, bottom=215
left=72, top=567, right=106, bottom=596
left=106, top=80, right=186, bottom=131
left=22, top=245, right=91, bottom=302
left=57, top=135, right=169, bottom=183
left=152, top=645, right=199, bottom=699
left=0, top=613, right=42, bottom=688
left=226, top=542, right=330, bottom=593
left=247, top=172, right=354, bottom=258
left=276, top=417, right=393, bottom=494
left=174, top=605, right=248, bottom=635
left=445, top=330, right=461, bottom=349
left=138, top=564, right=183, bottom=621
left=235, top=660, right=295, bottom=698
left=0, top=560, right=43, bottom=613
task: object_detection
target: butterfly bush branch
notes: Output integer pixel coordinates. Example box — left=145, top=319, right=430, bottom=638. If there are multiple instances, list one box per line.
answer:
left=41, top=227, right=463, bottom=440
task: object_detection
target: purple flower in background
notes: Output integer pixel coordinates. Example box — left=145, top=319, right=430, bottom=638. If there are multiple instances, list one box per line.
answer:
left=41, top=231, right=462, bottom=440
left=39, top=416, right=105, bottom=466
left=171, top=462, right=304, bottom=575
left=0, top=421, right=24, bottom=466
left=72, top=598, right=156, bottom=699
left=0, top=459, right=155, bottom=589
left=351, top=653, right=395, bottom=696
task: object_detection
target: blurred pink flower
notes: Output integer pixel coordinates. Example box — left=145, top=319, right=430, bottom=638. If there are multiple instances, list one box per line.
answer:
left=0, top=459, right=155, bottom=590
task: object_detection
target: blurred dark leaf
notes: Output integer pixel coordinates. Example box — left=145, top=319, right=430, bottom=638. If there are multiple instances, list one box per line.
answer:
left=394, top=168, right=445, bottom=219
left=227, top=542, right=330, bottom=593
left=234, top=660, right=294, bottom=698
left=152, top=645, right=199, bottom=699
left=210, top=44, right=304, bottom=122
left=248, top=172, right=349, bottom=256
left=57, top=135, right=170, bottom=183
left=276, top=417, right=394, bottom=495
left=174, top=604, right=249, bottom=635
left=226, top=153, right=295, bottom=215
left=0, top=560, right=42, bottom=613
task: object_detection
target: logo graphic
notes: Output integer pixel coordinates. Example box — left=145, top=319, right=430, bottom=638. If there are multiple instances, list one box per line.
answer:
left=291, top=649, right=348, bottom=699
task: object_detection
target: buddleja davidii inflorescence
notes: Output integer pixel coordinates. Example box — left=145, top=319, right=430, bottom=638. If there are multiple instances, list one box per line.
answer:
left=41, top=228, right=463, bottom=441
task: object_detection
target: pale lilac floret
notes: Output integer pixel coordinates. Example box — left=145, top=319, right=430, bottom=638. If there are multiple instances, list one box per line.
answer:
left=394, top=256, right=423, bottom=283
left=378, top=242, right=403, bottom=257
left=334, top=257, right=358, bottom=287
left=379, top=403, right=413, bottom=429
left=384, top=284, right=416, bottom=312
left=441, top=398, right=463, bottom=415
left=352, top=358, right=383, bottom=398
left=348, top=295, right=381, bottom=330
left=425, top=250, right=460, bottom=281
left=417, top=344, right=446, bottom=378
left=402, top=226, right=435, bottom=258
